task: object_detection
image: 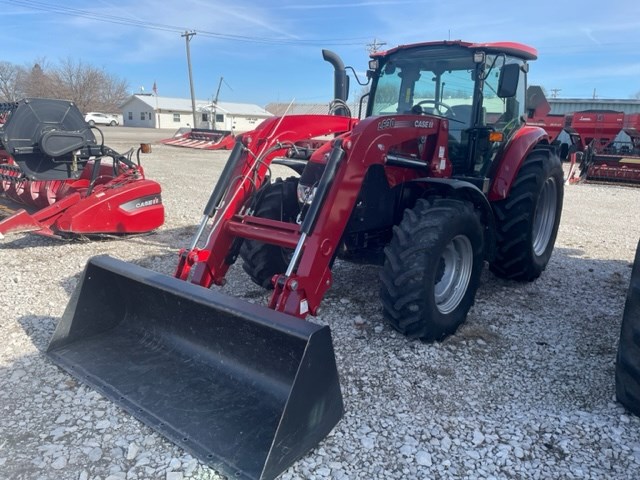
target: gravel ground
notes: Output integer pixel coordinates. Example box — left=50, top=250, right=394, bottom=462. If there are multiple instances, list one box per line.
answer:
left=1, top=126, right=640, bottom=480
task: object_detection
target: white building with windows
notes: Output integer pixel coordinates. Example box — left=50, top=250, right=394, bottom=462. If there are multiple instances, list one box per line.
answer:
left=119, top=94, right=273, bottom=132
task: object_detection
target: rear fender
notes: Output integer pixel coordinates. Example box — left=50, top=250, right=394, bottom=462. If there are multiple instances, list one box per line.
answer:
left=488, top=126, right=548, bottom=201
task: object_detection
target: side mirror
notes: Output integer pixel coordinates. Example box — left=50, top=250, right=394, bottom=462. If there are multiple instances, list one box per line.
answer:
left=497, top=63, right=520, bottom=98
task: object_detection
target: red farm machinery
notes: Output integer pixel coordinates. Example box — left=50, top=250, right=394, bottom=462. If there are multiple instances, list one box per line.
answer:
left=525, top=85, right=566, bottom=152
left=565, top=110, right=640, bottom=184
left=0, top=98, right=164, bottom=238
left=159, top=127, right=235, bottom=150
left=47, top=41, right=564, bottom=479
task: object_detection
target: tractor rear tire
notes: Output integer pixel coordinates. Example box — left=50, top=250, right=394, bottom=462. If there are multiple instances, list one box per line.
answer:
left=490, top=151, right=563, bottom=281
left=240, top=177, right=299, bottom=289
left=615, top=240, right=640, bottom=416
left=380, top=198, right=485, bottom=342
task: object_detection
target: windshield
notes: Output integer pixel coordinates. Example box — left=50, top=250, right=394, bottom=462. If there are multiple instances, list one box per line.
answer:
left=368, top=46, right=527, bottom=134
left=369, top=46, right=477, bottom=126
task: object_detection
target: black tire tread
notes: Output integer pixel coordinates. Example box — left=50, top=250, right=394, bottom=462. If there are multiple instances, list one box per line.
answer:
left=380, top=197, right=484, bottom=341
left=490, top=152, right=563, bottom=281
left=615, top=241, right=640, bottom=416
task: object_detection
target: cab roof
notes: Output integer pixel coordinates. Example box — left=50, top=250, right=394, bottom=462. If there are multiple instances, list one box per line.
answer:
left=373, top=40, right=538, bottom=61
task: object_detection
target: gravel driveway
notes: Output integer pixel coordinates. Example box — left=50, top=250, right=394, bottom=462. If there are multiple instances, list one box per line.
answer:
left=1, top=127, right=640, bottom=480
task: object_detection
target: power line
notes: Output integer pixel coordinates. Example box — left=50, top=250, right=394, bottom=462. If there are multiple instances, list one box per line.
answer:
left=4, top=0, right=369, bottom=46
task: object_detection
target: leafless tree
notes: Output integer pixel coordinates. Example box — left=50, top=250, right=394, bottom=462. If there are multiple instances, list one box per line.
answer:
left=52, top=58, right=129, bottom=113
left=21, top=59, right=57, bottom=99
left=52, top=58, right=100, bottom=112
left=0, top=61, right=26, bottom=102
left=634, top=90, right=640, bottom=100
left=0, top=57, right=129, bottom=112
left=95, top=73, right=129, bottom=113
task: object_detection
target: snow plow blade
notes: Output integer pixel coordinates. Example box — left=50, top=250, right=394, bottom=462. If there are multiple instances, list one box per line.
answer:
left=47, top=255, right=343, bottom=480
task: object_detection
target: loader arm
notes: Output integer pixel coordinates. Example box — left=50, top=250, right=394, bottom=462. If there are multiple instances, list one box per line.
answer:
left=267, top=114, right=450, bottom=317
left=181, top=113, right=449, bottom=318
left=175, top=114, right=357, bottom=284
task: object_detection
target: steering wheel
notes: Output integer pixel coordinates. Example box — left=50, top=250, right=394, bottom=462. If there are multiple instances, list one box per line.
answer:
left=412, top=100, right=455, bottom=118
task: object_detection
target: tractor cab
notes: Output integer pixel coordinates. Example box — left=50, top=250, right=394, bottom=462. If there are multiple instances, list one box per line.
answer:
left=366, top=41, right=535, bottom=180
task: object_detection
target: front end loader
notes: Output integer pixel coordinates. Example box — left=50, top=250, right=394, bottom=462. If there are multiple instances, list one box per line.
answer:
left=0, top=98, right=164, bottom=238
left=47, top=41, right=563, bottom=479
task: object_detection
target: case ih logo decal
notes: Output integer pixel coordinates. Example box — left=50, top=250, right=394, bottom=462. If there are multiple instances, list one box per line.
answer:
left=120, top=194, right=162, bottom=212
left=378, top=118, right=436, bottom=131
left=414, top=120, right=434, bottom=129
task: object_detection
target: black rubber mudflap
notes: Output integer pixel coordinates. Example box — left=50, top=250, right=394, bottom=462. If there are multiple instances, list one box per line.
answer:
left=47, top=255, right=343, bottom=480
left=616, top=240, right=640, bottom=416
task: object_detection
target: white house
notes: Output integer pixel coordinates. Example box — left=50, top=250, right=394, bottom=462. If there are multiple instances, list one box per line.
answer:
left=120, top=94, right=273, bottom=132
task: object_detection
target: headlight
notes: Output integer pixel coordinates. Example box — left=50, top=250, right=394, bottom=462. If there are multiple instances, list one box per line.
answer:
left=297, top=161, right=326, bottom=205
left=297, top=183, right=317, bottom=205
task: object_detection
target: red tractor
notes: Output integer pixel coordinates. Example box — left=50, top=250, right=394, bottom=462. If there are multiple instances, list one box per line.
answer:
left=48, top=41, right=563, bottom=480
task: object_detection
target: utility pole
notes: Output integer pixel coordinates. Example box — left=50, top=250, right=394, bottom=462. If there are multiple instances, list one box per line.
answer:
left=550, top=88, right=562, bottom=99
left=182, top=30, right=197, bottom=128
left=366, top=38, right=387, bottom=54
left=212, top=76, right=223, bottom=130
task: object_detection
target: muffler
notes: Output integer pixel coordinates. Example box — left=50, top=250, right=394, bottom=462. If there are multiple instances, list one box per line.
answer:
left=47, top=255, right=343, bottom=480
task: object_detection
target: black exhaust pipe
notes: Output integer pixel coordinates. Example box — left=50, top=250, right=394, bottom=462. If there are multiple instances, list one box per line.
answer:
left=322, top=49, right=349, bottom=116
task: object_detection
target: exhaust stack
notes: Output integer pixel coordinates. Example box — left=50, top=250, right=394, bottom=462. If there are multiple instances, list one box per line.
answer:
left=322, top=49, right=350, bottom=116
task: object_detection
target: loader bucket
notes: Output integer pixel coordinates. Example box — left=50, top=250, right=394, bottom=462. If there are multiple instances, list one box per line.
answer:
left=47, top=255, right=343, bottom=480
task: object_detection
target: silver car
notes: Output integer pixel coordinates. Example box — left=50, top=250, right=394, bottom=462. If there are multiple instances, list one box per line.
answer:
left=84, top=112, right=119, bottom=126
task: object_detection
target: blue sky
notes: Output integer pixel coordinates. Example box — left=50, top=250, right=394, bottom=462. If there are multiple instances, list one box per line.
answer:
left=2, top=0, right=640, bottom=107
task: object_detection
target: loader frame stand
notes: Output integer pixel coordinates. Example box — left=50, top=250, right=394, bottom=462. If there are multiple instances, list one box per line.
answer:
left=47, top=256, right=343, bottom=480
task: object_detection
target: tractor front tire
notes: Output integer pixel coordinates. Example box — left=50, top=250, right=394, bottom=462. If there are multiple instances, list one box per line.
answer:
left=380, top=198, right=485, bottom=342
left=490, top=151, right=563, bottom=281
left=615, top=240, right=640, bottom=416
left=240, top=177, right=299, bottom=289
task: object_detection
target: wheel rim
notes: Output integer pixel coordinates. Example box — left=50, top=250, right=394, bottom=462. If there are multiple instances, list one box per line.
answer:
left=532, top=177, right=558, bottom=256
left=434, top=235, right=473, bottom=314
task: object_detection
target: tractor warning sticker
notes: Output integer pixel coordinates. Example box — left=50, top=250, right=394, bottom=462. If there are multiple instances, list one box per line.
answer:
left=120, top=194, right=162, bottom=212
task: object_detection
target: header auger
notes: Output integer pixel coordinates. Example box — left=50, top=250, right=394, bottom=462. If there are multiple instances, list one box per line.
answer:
left=47, top=40, right=563, bottom=479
